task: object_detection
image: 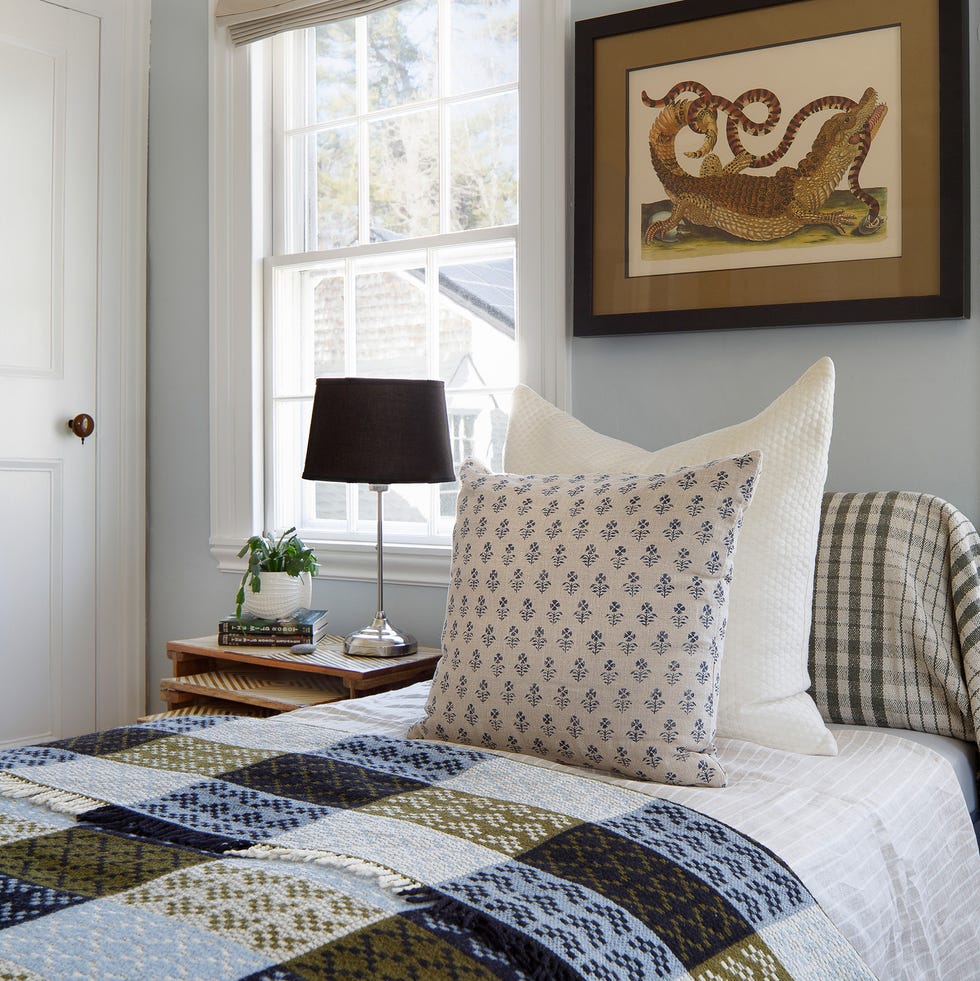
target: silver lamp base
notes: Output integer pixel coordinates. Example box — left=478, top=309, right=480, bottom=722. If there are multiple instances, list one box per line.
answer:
left=344, top=614, right=418, bottom=658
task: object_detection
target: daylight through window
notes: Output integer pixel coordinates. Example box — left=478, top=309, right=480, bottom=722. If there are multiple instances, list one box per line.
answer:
left=268, top=0, right=519, bottom=548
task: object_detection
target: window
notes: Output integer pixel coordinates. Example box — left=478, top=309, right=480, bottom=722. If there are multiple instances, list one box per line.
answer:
left=210, top=0, right=567, bottom=583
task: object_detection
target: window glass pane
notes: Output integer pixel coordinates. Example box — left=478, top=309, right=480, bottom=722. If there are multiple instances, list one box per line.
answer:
left=312, top=269, right=346, bottom=377
left=271, top=398, right=314, bottom=531
left=314, top=482, right=348, bottom=522
left=450, top=93, right=517, bottom=231
left=315, top=126, right=358, bottom=250
left=442, top=395, right=510, bottom=471
left=354, top=261, right=427, bottom=378
left=438, top=247, right=515, bottom=475
left=284, top=32, right=314, bottom=131
left=272, top=268, right=307, bottom=397
left=437, top=249, right=515, bottom=386
left=311, top=483, right=432, bottom=537
left=449, top=0, right=518, bottom=96
left=284, top=133, right=312, bottom=253
left=369, top=484, right=430, bottom=537
left=369, top=110, right=438, bottom=239
left=367, top=0, right=438, bottom=111
left=439, top=389, right=512, bottom=525
left=315, top=20, right=357, bottom=123
left=273, top=265, right=344, bottom=396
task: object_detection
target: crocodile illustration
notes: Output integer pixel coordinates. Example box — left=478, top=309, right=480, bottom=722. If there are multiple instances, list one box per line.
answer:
left=641, top=84, right=888, bottom=244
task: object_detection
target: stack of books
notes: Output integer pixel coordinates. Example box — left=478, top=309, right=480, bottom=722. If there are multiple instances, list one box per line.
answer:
left=217, top=608, right=330, bottom=647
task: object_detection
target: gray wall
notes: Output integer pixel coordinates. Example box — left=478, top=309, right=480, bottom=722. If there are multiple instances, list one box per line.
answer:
left=146, top=0, right=978, bottom=709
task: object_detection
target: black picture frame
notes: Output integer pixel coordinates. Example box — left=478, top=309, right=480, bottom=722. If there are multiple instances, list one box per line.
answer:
left=573, top=0, right=969, bottom=336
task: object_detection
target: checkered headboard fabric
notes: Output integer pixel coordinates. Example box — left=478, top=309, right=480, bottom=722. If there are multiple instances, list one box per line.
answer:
left=808, top=491, right=980, bottom=748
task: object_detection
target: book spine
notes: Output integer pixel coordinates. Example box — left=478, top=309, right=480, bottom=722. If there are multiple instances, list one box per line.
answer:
left=218, top=632, right=322, bottom=647
left=219, top=623, right=322, bottom=635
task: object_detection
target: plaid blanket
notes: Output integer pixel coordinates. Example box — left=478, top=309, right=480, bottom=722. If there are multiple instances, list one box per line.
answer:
left=809, top=492, right=980, bottom=749
left=0, top=716, right=872, bottom=981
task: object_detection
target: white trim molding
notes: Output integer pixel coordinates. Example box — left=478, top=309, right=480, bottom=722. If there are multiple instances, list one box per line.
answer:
left=209, top=0, right=569, bottom=586
left=209, top=21, right=266, bottom=556
left=519, top=0, right=570, bottom=411
left=70, top=0, right=150, bottom=727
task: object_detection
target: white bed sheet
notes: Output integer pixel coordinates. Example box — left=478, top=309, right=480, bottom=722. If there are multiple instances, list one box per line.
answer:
left=274, top=682, right=980, bottom=981
left=830, top=722, right=979, bottom=817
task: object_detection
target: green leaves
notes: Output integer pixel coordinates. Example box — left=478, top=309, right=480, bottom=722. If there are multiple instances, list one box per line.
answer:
left=235, top=527, right=320, bottom=618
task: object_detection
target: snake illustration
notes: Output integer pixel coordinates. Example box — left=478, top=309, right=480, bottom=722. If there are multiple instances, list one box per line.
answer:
left=640, top=82, right=887, bottom=236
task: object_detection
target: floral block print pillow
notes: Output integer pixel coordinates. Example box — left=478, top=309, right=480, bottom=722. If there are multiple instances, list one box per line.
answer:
left=408, top=453, right=761, bottom=787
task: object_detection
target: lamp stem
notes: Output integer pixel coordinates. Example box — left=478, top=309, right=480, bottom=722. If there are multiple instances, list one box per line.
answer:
left=341, top=482, right=416, bottom=657
left=371, top=483, right=386, bottom=618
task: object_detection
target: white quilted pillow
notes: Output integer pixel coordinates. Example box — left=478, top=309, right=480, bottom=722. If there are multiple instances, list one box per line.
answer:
left=504, top=358, right=837, bottom=755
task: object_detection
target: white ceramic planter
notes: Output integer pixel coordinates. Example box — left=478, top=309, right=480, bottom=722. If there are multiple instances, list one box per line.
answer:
left=242, top=571, right=312, bottom=619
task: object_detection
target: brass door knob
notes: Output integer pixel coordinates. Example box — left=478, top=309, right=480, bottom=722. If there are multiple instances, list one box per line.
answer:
left=67, top=413, right=95, bottom=444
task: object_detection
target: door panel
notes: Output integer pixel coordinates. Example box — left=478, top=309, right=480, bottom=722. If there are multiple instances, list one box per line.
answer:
left=0, top=37, right=58, bottom=371
left=0, top=0, right=100, bottom=745
left=0, top=465, right=60, bottom=744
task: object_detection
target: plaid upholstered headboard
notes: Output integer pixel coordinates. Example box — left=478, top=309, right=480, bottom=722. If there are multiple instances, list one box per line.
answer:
left=808, top=492, right=980, bottom=751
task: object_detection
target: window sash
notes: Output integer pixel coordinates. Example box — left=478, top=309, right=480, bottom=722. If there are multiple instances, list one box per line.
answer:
left=266, top=237, right=518, bottom=546
left=267, top=8, right=518, bottom=548
left=274, top=15, right=519, bottom=257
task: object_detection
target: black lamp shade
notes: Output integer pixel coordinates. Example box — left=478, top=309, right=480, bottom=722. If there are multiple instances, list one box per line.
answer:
left=302, top=377, right=456, bottom=485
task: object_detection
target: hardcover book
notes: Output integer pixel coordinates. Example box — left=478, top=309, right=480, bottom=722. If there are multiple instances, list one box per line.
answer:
left=217, top=624, right=330, bottom=648
left=217, top=609, right=329, bottom=636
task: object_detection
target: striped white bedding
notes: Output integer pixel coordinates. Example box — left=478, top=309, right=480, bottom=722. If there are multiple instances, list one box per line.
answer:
left=278, top=681, right=980, bottom=981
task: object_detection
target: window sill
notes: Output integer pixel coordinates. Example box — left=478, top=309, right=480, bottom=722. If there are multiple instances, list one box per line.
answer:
left=210, top=537, right=452, bottom=587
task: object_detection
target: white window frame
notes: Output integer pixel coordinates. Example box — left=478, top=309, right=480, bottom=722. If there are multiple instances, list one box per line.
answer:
left=209, top=0, right=569, bottom=586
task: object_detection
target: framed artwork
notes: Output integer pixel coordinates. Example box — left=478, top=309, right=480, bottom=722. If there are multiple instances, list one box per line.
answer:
left=573, top=0, right=969, bottom=336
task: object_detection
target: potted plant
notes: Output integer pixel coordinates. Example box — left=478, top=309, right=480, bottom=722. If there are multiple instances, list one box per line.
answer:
left=236, top=527, right=319, bottom=619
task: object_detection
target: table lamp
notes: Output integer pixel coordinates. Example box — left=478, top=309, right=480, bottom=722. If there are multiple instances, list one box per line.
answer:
left=302, top=377, right=455, bottom=657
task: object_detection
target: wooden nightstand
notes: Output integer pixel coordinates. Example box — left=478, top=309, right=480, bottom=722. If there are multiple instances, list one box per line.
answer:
left=148, top=634, right=441, bottom=720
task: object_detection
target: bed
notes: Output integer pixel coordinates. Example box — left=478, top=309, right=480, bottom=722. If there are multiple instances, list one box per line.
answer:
left=0, top=682, right=976, bottom=980
left=2, top=361, right=979, bottom=979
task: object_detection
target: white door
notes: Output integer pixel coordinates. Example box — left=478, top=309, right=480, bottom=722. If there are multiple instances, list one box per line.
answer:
left=0, top=0, right=100, bottom=744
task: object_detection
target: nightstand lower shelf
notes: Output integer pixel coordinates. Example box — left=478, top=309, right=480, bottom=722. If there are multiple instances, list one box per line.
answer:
left=138, top=700, right=274, bottom=723
left=160, top=667, right=347, bottom=713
